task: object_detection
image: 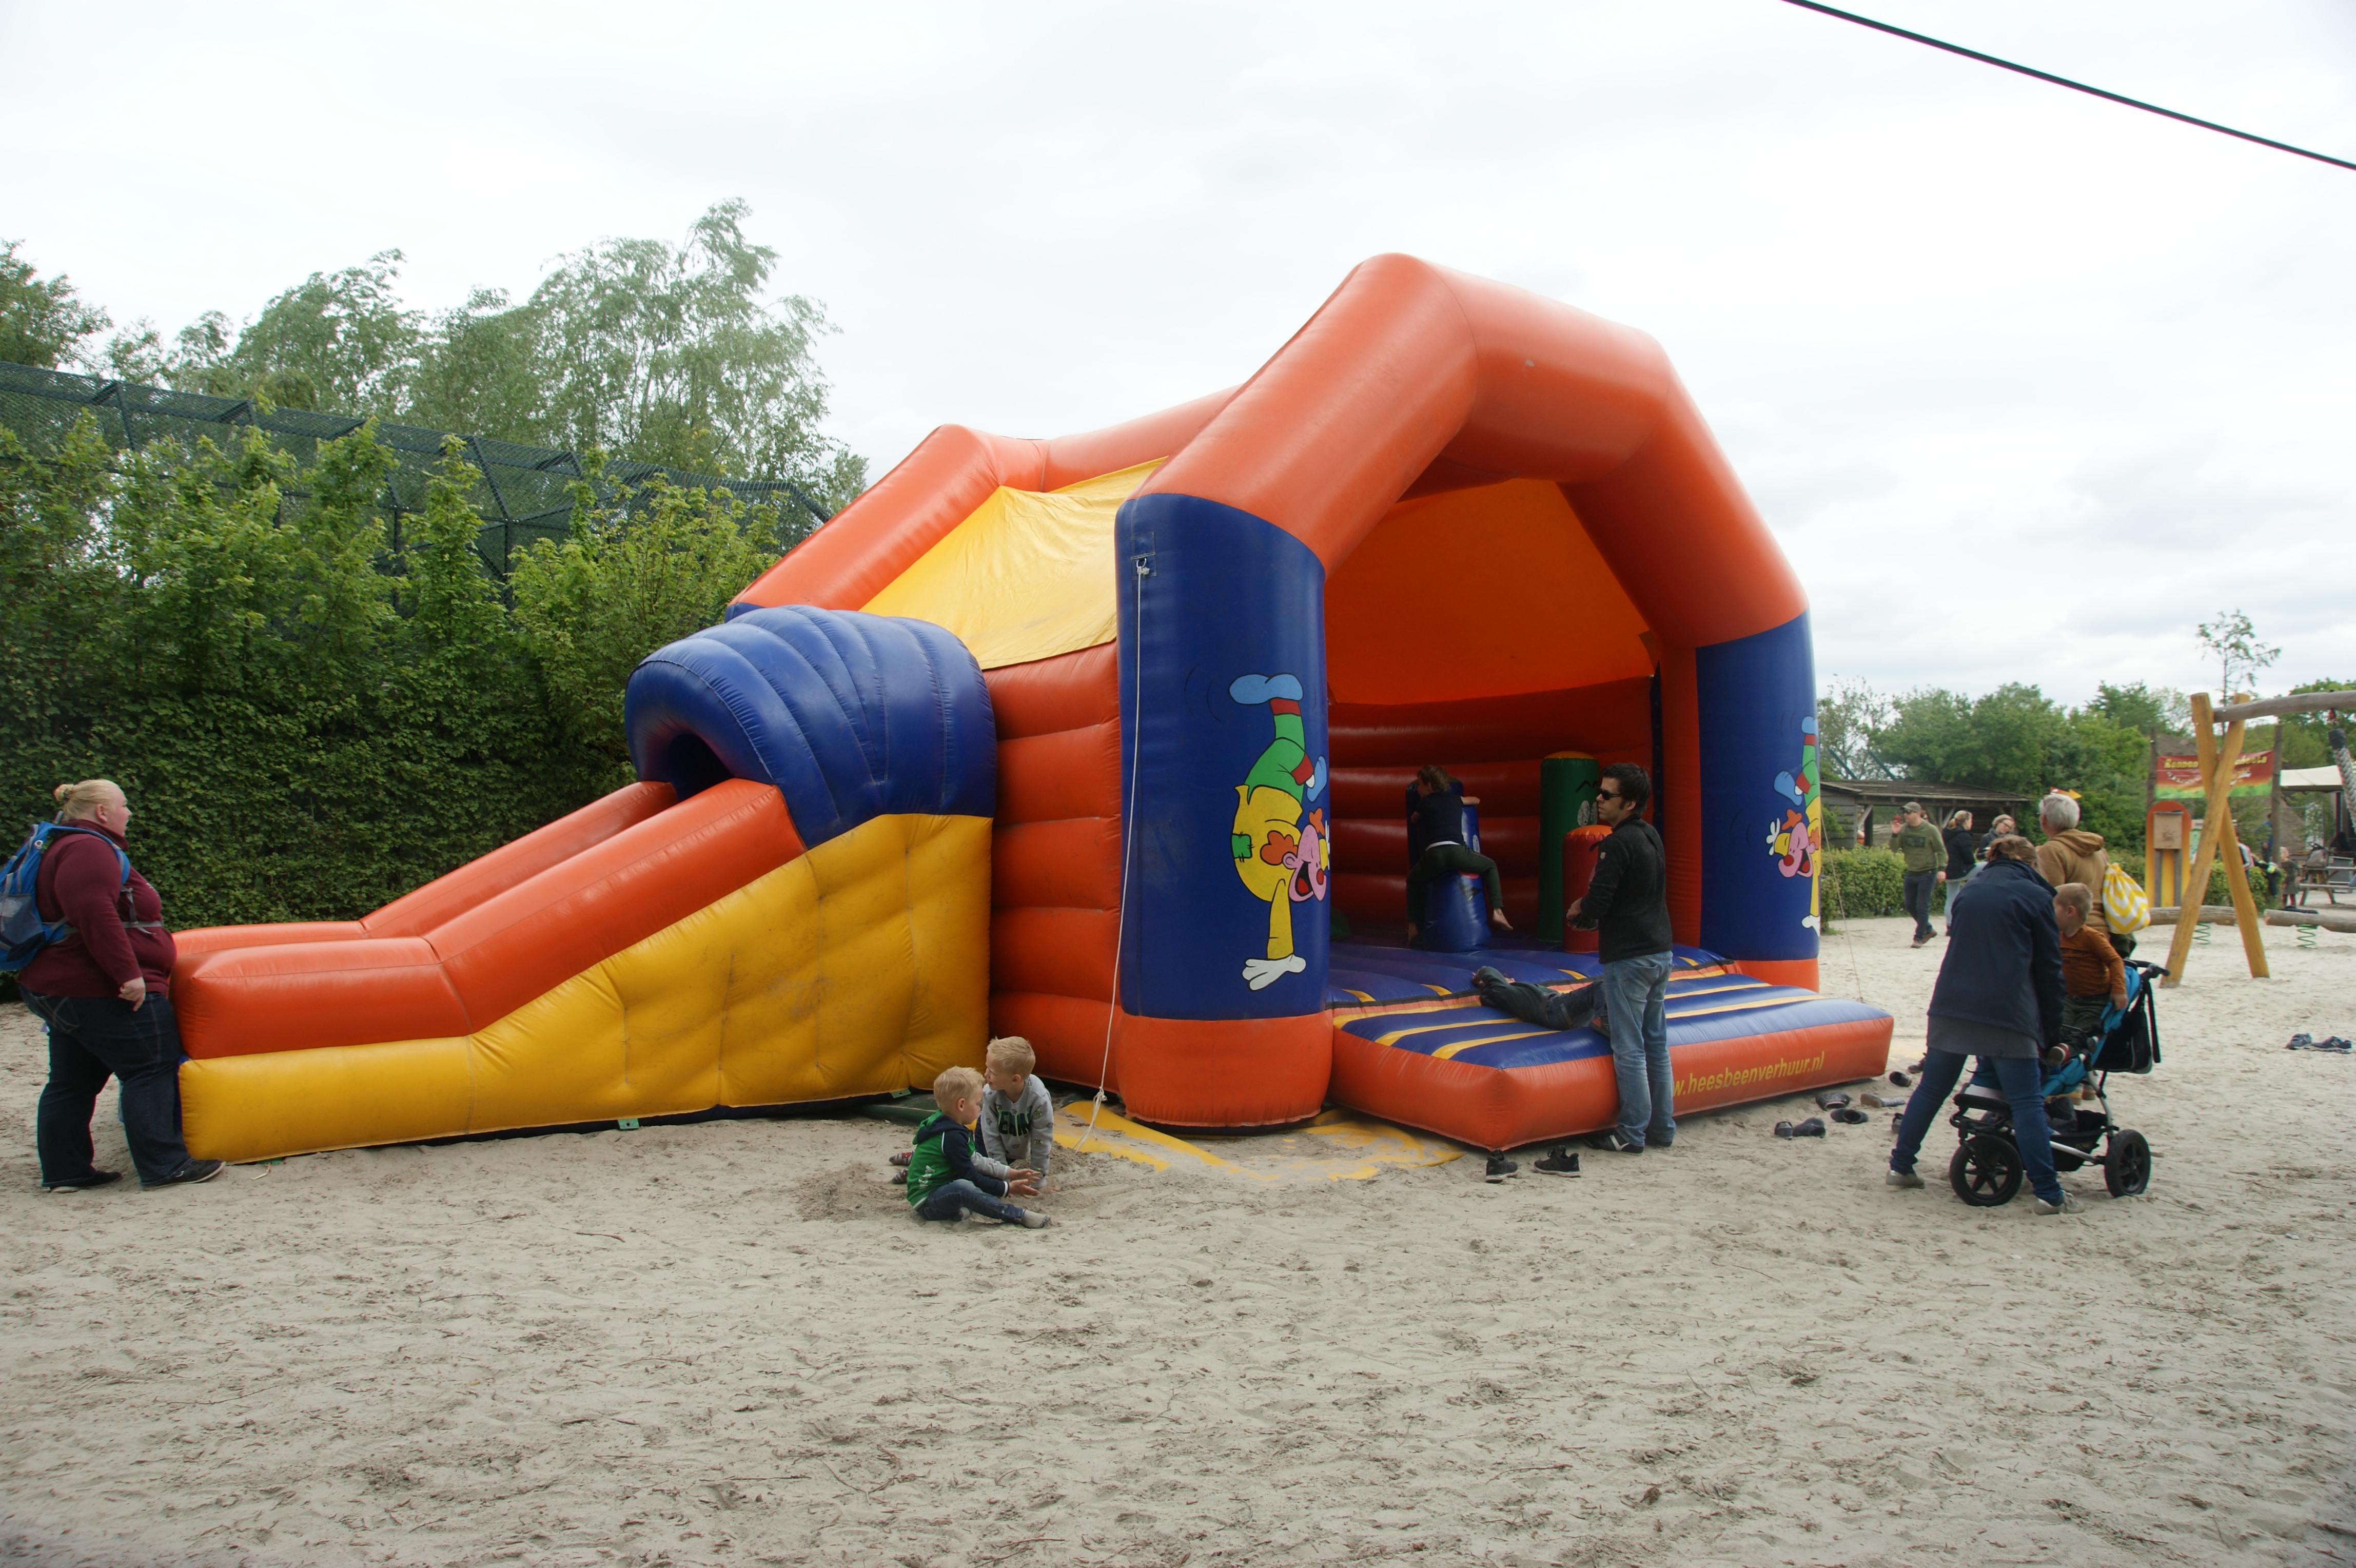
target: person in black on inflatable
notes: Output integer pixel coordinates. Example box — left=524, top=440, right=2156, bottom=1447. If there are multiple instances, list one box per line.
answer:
left=1403, top=765, right=1511, bottom=946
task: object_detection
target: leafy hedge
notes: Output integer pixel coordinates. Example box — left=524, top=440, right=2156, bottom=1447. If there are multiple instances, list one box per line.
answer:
left=1819, top=849, right=1904, bottom=920
left=1, top=415, right=781, bottom=940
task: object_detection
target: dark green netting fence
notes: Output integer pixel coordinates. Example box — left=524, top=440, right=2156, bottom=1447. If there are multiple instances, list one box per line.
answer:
left=0, top=360, right=832, bottom=578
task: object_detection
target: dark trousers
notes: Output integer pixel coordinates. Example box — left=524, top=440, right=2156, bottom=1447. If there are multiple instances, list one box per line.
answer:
left=1889, top=1049, right=2063, bottom=1205
left=2060, top=993, right=2108, bottom=1049
left=24, top=988, right=194, bottom=1187
left=1902, top=870, right=1938, bottom=939
left=1405, top=844, right=1502, bottom=925
left=914, top=1179, right=1026, bottom=1224
left=1475, top=972, right=1601, bottom=1032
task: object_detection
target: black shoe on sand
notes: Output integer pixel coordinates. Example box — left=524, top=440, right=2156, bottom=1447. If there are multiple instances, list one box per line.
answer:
left=1484, top=1154, right=1518, bottom=1182
left=1584, top=1129, right=1642, bottom=1154
left=1773, top=1118, right=1827, bottom=1139
left=1532, top=1147, right=1581, bottom=1177
left=142, top=1160, right=223, bottom=1190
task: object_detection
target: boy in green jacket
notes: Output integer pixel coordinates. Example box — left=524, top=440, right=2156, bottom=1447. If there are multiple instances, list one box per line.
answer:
left=906, top=1066, right=1051, bottom=1228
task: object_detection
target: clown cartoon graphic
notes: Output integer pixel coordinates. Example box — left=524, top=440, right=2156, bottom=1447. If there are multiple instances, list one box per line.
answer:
left=1227, top=673, right=1330, bottom=990
left=1765, top=712, right=1823, bottom=931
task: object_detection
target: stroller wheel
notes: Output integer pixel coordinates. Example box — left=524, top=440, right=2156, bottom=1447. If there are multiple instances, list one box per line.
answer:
left=2104, top=1128, right=2152, bottom=1198
left=1949, top=1134, right=2024, bottom=1207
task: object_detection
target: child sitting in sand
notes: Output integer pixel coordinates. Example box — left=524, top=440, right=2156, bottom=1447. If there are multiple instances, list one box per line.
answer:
left=980, top=1036, right=1056, bottom=1186
left=906, top=1066, right=1050, bottom=1228
left=2053, top=882, right=2128, bottom=1067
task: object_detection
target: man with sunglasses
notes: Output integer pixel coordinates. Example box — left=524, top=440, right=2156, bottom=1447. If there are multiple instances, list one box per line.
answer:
left=1566, top=763, right=1675, bottom=1154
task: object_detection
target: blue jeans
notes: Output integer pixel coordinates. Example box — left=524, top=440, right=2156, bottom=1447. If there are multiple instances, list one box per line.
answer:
left=1903, top=870, right=1938, bottom=939
left=1888, top=1048, right=2062, bottom=1204
left=1600, top=950, right=1675, bottom=1148
left=24, top=988, right=194, bottom=1187
left=914, top=1179, right=1027, bottom=1224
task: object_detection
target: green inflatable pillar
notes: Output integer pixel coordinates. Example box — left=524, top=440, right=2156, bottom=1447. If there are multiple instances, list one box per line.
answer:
left=1538, top=752, right=1600, bottom=942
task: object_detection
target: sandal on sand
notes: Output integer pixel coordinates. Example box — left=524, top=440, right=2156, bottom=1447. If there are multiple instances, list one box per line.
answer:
left=1815, top=1091, right=1852, bottom=1111
left=1830, top=1107, right=1870, bottom=1125
left=1773, top=1118, right=1827, bottom=1139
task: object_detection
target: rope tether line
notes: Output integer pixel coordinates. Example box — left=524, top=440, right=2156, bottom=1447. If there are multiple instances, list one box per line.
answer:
left=1085, top=548, right=1152, bottom=1147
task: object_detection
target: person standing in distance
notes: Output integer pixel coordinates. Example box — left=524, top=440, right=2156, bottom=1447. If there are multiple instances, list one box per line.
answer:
left=19, top=779, right=222, bottom=1192
left=1892, top=802, right=1947, bottom=948
left=1566, top=763, right=1675, bottom=1157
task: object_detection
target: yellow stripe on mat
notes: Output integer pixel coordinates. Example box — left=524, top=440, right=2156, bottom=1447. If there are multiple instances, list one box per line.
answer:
left=1664, top=993, right=1814, bottom=1022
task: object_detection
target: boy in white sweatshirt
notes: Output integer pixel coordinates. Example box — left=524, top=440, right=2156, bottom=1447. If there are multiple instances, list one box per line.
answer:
left=979, top=1036, right=1057, bottom=1184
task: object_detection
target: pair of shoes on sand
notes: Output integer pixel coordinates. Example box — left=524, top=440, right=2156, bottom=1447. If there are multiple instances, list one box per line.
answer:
left=1814, top=1091, right=1869, bottom=1126
left=1775, top=1118, right=1826, bottom=1139
left=1485, top=1144, right=1598, bottom=1181
left=2287, top=1033, right=2354, bottom=1052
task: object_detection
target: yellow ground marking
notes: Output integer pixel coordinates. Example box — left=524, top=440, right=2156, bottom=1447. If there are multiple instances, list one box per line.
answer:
left=1051, top=1103, right=1464, bottom=1183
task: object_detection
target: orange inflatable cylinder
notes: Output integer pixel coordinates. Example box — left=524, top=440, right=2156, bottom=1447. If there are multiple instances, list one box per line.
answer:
left=1561, top=824, right=1612, bottom=954
left=174, top=938, right=472, bottom=1058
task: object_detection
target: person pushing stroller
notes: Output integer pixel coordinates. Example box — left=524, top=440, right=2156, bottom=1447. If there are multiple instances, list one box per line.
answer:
left=1884, top=835, right=2082, bottom=1215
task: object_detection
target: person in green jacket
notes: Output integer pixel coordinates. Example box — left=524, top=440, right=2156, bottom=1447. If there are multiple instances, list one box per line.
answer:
left=1892, top=801, right=1948, bottom=948
left=905, top=1066, right=1051, bottom=1228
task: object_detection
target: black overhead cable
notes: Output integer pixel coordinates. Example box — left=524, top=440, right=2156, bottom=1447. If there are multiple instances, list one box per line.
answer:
left=1778, top=0, right=2356, bottom=174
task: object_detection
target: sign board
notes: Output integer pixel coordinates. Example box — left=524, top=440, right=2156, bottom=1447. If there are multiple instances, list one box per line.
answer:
left=2150, top=813, right=2185, bottom=850
left=2154, top=749, right=2273, bottom=799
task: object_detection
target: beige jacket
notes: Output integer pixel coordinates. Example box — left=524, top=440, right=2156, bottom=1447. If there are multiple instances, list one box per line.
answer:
left=2037, top=830, right=2112, bottom=933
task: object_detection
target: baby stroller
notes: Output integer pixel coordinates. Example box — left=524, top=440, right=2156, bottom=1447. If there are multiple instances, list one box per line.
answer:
left=1947, top=959, right=2162, bottom=1206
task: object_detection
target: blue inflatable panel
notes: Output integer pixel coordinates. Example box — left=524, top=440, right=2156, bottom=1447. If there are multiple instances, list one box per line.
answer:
left=623, top=605, right=995, bottom=847
left=1338, top=975, right=1883, bottom=1072
left=1325, top=935, right=1729, bottom=1007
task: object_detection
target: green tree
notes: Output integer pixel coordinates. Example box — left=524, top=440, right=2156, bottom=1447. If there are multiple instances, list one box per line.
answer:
left=1, top=240, right=110, bottom=369
left=2089, top=680, right=2186, bottom=738
left=2194, top=609, right=2280, bottom=700
left=1814, top=675, right=1891, bottom=779
left=2275, top=678, right=2356, bottom=770
left=1875, top=682, right=2058, bottom=795
left=510, top=473, right=782, bottom=785
left=168, top=251, right=424, bottom=418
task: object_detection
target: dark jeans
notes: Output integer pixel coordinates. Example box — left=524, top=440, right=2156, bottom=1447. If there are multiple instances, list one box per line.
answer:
left=2060, top=993, right=2108, bottom=1049
left=1902, top=870, right=1938, bottom=939
left=23, top=988, right=193, bottom=1187
left=1475, top=971, right=1601, bottom=1033
left=914, top=1179, right=1027, bottom=1224
left=1889, top=1049, right=2062, bottom=1205
left=1405, top=844, right=1502, bottom=925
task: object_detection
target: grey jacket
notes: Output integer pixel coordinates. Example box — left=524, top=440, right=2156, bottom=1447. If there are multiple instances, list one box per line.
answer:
left=979, top=1073, right=1056, bottom=1173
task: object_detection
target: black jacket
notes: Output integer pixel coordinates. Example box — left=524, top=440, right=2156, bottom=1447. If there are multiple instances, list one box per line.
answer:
left=1573, top=817, right=1672, bottom=963
left=1942, top=826, right=1975, bottom=879
left=1930, top=857, right=2062, bottom=1047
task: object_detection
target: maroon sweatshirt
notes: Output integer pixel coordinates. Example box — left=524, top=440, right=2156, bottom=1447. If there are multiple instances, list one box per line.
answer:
left=21, top=823, right=177, bottom=999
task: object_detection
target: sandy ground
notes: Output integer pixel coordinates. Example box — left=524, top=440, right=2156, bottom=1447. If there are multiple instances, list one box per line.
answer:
left=5, top=914, right=2355, bottom=1568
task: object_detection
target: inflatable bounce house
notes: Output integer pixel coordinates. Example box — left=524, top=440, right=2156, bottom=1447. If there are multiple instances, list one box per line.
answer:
left=169, top=255, right=1890, bottom=1162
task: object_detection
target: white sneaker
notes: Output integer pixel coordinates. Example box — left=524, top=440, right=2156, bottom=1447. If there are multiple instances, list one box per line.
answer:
left=2033, top=1192, right=2083, bottom=1216
left=1884, top=1168, right=1923, bottom=1188
left=1019, top=1210, right=1052, bottom=1229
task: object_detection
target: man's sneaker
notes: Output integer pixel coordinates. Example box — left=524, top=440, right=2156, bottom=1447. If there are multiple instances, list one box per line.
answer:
left=142, top=1160, right=223, bottom=1191
left=1884, top=1167, right=1924, bottom=1188
left=1019, top=1210, right=1052, bottom=1228
left=2033, top=1192, right=2084, bottom=1216
left=1583, top=1129, right=1643, bottom=1154
left=41, top=1170, right=122, bottom=1193
left=1532, top=1146, right=1581, bottom=1178
left=1483, top=1154, right=1519, bottom=1182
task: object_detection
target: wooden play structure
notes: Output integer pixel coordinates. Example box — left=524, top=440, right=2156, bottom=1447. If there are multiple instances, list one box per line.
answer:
left=2159, top=689, right=2356, bottom=986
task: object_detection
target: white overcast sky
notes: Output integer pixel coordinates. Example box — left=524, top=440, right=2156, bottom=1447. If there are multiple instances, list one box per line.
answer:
left=6, top=0, right=2352, bottom=705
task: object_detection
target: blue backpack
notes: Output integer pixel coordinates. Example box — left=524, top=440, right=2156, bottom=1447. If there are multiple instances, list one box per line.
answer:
left=1, top=823, right=130, bottom=974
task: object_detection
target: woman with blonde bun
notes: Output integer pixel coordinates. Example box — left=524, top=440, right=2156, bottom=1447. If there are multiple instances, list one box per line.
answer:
left=18, top=780, right=220, bottom=1192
